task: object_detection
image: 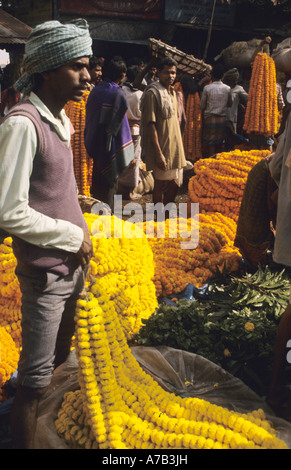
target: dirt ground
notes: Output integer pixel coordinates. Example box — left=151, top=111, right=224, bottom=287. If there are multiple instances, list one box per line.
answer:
left=79, top=168, right=194, bottom=221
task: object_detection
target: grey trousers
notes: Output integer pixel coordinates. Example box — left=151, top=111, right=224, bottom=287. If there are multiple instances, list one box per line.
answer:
left=15, top=263, right=85, bottom=388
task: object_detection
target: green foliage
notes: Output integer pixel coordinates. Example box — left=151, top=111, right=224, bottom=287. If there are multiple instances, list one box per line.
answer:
left=134, top=266, right=291, bottom=395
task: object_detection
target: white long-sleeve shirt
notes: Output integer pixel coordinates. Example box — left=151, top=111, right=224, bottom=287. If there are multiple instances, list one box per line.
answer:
left=0, top=92, right=83, bottom=252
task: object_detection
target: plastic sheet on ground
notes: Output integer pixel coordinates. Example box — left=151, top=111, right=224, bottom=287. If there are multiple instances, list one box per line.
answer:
left=33, top=346, right=291, bottom=450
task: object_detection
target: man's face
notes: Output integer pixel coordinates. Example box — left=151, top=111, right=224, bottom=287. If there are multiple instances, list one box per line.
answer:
left=90, top=65, right=102, bottom=85
left=157, top=65, right=176, bottom=88
left=45, top=57, right=91, bottom=103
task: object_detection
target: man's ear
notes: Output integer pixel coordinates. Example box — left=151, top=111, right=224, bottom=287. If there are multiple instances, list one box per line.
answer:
left=41, top=71, right=51, bottom=81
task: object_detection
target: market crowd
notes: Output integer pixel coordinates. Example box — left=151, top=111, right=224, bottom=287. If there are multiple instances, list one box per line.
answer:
left=0, top=19, right=291, bottom=449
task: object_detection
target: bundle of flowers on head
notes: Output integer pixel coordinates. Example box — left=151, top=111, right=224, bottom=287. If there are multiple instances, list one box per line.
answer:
left=55, top=213, right=288, bottom=450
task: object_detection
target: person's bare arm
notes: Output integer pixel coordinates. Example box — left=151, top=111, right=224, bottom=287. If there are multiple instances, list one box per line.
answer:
left=250, top=36, right=272, bottom=66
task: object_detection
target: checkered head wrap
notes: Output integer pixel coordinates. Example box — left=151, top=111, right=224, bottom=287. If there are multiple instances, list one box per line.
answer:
left=15, top=18, right=92, bottom=95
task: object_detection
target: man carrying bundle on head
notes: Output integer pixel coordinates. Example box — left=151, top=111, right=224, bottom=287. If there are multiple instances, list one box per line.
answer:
left=223, top=67, right=248, bottom=151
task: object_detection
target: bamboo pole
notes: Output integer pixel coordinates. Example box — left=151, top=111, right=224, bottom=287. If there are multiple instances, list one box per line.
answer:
left=203, top=0, right=217, bottom=62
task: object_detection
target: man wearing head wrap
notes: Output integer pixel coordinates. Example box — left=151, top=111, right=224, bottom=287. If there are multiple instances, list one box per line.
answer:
left=223, top=67, right=248, bottom=151
left=0, top=19, right=94, bottom=448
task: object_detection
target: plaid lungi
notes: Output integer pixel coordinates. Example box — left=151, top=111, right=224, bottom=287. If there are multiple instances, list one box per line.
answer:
left=203, top=115, right=227, bottom=145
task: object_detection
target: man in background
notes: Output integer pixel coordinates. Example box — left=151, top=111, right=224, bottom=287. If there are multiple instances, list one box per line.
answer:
left=88, top=56, right=103, bottom=88
left=85, top=58, right=134, bottom=208
left=200, top=63, right=232, bottom=157
left=223, top=67, right=248, bottom=151
left=140, top=57, right=186, bottom=208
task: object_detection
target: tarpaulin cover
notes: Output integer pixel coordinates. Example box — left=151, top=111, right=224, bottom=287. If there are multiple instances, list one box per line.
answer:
left=33, top=346, right=291, bottom=449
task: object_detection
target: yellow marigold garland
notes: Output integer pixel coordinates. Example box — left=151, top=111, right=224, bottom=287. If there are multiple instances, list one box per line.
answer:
left=243, top=53, right=278, bottom=137
left=188, top=149, right=270, bottom=222
left=0, top=326, right=19, bottom=388
left=55, top=249, right=288, bottom=449
left=0, top=237, right=22, bottom=349
left=64, top=91, right=93, bottom=197
left=83, top=213, right=158, bottom=340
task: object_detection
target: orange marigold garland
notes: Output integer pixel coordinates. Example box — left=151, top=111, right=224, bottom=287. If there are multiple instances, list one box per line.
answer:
left=243, top=53, right=278, bottom=137
left=143, top=214, right=241, bottom=297
left=188, top=149, right=270, bottom=222
left=183, top=92, right=202, bottom=162
left=173, top=83, right=202, bottom=162
left=64, top=91, right=93, bottom=197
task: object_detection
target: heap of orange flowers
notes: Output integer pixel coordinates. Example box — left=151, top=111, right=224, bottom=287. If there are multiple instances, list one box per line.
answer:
left=188, top=149, right=270, bottom=222
left=142, top=213, right=241, bottom=297
left=64, top=91, right=93, bottom=197
left=243, top=53, right=278, bottom=137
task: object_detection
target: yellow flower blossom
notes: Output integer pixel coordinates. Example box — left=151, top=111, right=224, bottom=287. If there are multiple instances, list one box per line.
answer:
left=245, top=322, right=255, bottom=332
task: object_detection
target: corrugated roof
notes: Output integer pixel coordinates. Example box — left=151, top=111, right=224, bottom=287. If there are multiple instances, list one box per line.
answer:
left=0, top=9, right=31, bottom=45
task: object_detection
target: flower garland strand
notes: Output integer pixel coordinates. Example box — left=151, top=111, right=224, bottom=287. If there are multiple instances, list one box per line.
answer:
left=188, top=149, right=270, bottom=222
left=64, top=91, right=93, bottom=197
left=243, top=53, right=278, bottom=137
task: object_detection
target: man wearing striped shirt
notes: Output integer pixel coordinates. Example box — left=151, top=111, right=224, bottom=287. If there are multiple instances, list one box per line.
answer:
left=200, top=63, right=232, bottom=157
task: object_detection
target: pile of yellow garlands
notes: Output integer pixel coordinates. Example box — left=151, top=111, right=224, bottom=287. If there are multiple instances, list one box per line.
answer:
left=0, top=237, right=21, bottom=403
left=243, top=53, right=278, bottom=137
left=83, top=213, right=158, bottom=340
left=64, top=91, right=93, bottom=197
left=55, top=213, right=288, bottom=450
left=0, top=326, right=19, bottom=389
left=0, top=237, right=21, bottom=350
left=188, top=149, right=270, bottom=222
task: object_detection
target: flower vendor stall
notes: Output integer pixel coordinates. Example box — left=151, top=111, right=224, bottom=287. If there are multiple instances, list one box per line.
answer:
left=1, top=209, right=291, bottom=449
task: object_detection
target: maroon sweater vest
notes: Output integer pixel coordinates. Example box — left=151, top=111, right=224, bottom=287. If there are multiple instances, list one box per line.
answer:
left=4, top=101, right=88, bottom=275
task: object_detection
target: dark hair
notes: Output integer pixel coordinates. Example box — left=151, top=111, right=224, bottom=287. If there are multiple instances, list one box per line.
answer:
left=180, top=74, right=199, bottom=95
left=211, top=63, right=225, bottom=80
left=157, top=57, right=178, bottom=71
left=127, top=57, right=145, bottom=67
left=126, top=65, right=140, bottom=83
left=89, top=56, right=103, bottom=69
left=103, top=58, right=127, bottom=82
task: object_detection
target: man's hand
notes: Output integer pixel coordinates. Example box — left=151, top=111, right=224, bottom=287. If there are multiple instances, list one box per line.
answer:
left=76, top=229, right=94, bottom=269
left=156, top=152, right=167, bottom=171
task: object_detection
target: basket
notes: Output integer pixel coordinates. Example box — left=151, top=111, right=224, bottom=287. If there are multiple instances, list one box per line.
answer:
left=148, top=38, right=212, bottom=78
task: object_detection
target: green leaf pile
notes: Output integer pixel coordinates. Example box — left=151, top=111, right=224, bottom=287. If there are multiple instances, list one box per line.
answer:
left=134, top=266, right=291, bottom=395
